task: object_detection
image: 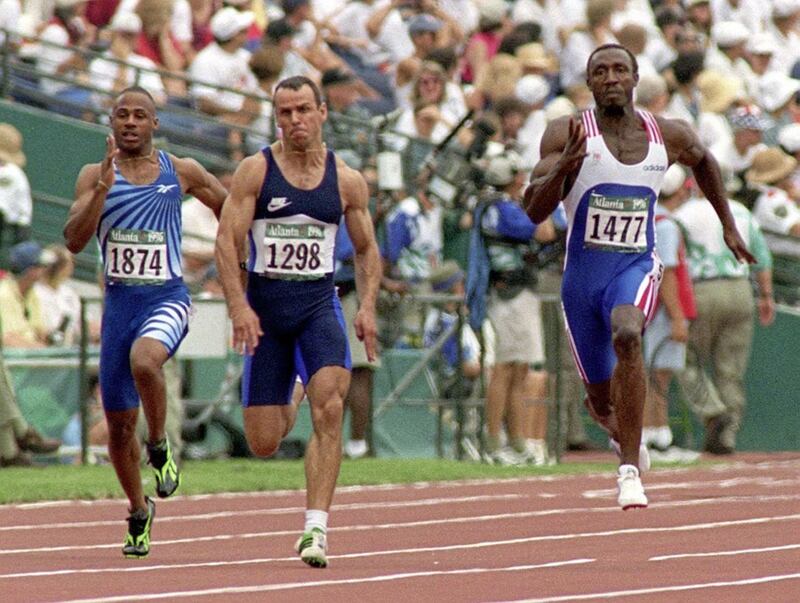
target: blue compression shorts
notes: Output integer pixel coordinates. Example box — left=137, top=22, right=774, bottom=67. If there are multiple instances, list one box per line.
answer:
left=100, top=278, right=190, bottom=411
left=561, top=253, right=662, bottom=384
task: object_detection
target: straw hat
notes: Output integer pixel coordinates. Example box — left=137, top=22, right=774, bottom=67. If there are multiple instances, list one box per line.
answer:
left=696, top=70, right=742, bottom=113
left=0, top=123, right=26, bottom=167
left=515, top=43, right=557, bottom=72
left=745, top=147, right=798, bottom=185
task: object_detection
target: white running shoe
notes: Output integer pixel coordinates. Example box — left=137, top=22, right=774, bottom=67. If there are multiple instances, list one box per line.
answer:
left=344, top=439, right=368, bottom=459
left=617, top=464, right=648, bottom=510
left=610, top=439, right=650, bottom=473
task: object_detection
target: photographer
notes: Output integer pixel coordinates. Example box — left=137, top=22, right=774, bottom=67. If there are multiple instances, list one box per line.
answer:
left=466, top=152, right=555, bottom=465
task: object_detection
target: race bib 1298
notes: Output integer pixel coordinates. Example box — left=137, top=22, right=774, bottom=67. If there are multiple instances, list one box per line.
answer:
left=105, top=228, right=167, bottom=283
left=584, top=193, right=649, bottom=252
left=262, top=221, right=335, bottom=280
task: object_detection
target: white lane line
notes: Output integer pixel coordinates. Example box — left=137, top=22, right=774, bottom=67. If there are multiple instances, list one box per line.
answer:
left=0, top=493, right=523, bottom=532
left=2, top=514, right=799, bottom=578
left=55, top=559, right=596, bottom=603
left=498, top=572, right=800, bottom=602
left=582, top=476, right=800, bottom=499
left=650, top=543, right=800, bottom=561
left=6, top=481, right=800, bottom=535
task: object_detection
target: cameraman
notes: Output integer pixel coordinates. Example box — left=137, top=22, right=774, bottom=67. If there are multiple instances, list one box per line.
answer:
left=467, top=152, right=556, bottom=464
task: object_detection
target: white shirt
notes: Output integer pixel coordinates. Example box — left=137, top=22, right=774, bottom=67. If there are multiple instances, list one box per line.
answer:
left=752, top=185, right=800, bottom=235
left=0, top=162, right=32, bottom=226
left=329, top=1, right=389, bottom=66
left=516, top=109, right=548, bottom=170
left=33, top=280, right=81, bottom=344
left=189, top=43, right=258, bottom=112
left=89, top=51, right=166, bottom=107
left=37, top=22, right=72, bottom=95
left=371, top=0, right=414, bottom=64
left=181, top=197, right=218, bottom=258
left=0, top=0, right=22, bottom=46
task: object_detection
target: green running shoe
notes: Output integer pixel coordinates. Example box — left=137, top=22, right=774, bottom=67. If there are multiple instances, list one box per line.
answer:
left=294, top=528, right=328, bottom=568
left=123, top=497, right=155, bottom=558
left=148, top=439, right=180, bottom=498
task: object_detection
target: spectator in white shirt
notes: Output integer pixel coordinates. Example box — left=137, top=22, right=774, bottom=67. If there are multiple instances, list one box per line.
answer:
left=88, top=12, right=166, bottom=110
left=189, top=7, right=259, bottom=123
left=0, top=124, right=32, bottom=246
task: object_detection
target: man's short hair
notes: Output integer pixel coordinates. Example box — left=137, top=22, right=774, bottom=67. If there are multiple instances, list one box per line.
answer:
left=586, top=43, right=639, bottom=77
left=274, top=76, right=323, bottom=106
left=114, top=86, right=156, bottom=112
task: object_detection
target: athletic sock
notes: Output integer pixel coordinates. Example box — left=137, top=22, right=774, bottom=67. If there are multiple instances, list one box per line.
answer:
left=304, top=509, right=328, bottom=534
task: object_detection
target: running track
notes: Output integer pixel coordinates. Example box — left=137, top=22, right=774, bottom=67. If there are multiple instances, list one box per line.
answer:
left=1, top=453, right=800, bottom=602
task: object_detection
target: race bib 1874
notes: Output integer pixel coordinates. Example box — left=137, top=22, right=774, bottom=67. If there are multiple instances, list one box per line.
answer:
left=584, top=193, right=649, bottom=252
left=105, top=228, right=167, bottom=283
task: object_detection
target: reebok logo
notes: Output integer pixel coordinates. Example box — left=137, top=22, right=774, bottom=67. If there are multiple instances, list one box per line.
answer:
left=156, top=184, right=177, bottom=194
left=268, top=197, right=291, bottom=212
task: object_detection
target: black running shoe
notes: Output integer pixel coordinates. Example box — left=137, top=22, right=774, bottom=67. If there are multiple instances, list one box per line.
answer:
left=123, top=497, right=155, bottom=558
left=148, top=439, right=180, bottom=498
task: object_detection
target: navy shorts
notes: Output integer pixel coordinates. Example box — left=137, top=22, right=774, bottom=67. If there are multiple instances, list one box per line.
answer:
left=242, top=279, right=350, bottom=406
left=100, top=278, right=190, bottom=411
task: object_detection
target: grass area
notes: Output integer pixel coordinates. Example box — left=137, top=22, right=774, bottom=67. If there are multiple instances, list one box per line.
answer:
left=0, top=458, right=625, bottom=505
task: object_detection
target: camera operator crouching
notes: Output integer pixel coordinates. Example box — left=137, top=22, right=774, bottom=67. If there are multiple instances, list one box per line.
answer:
left=466, top=152, right=557, bottom=465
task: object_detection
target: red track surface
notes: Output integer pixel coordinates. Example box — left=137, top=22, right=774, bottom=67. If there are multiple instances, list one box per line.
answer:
left=2, top=453, right=800, bottom=602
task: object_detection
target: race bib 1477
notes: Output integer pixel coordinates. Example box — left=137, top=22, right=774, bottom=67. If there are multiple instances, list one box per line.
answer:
left=584, top=193, right=649, bottom=252
left=105, top=228, right=168, bottom=283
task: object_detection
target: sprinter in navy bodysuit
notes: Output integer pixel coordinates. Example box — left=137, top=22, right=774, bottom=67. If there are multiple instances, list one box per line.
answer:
left=215, top=76, right=381, bottom=569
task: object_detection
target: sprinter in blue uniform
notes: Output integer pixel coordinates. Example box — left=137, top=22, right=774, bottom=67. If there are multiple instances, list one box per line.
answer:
left=215, top=76, right=381, bottom=568
left=524, top=45, right=754, bottom=510
left=65, top=87, right=226, bottom=557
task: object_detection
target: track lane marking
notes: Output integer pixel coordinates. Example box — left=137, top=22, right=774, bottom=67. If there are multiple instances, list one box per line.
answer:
left=54, top=559, right=596, bottom=603
left=650, top=543, right=800, bottom=561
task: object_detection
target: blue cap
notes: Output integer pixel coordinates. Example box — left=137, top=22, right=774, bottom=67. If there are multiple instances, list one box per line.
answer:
left=9, top=241, right=56, bottom=274
left=408, top=13, right=442, bottom=35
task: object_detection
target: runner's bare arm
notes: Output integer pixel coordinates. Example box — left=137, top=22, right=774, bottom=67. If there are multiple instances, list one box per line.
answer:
left=64, top=135, right=117, bottom=253
left=661, top=117, right=756, bottom=264
left=215, top=154, right=264, bottom=355
left=173, top=156, right=227, bottom=219
left=523, top=117, right=586, bottom=224
left=341, top=162, right=380, bottom=362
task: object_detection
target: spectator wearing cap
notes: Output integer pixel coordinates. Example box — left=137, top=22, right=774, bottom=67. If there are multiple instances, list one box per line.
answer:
left=0, top=241, right=57, bottom=348
left=706, top=21, right=751, bottom=80
left=0, top=124, right=32, bottom=248
left=746, top=147, right=800, bottom=237
left=641, top=164, right=700, bottom=462
left=757, top=71, right=800, bottom=145
left=221, top=0, right=263, bottom=51
left=88, top=12, right=166, bottom=109
left=189, top=7, right=260, bottom=128
left=465, top=151, right=554, bottom=465
left=514, top=43, right=558, bottom=82
left=710, top=104, right=771, bottom=207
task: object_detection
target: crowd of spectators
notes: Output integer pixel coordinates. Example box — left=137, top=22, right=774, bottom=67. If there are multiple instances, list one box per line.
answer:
left=1, top=0, right=800, bottom=463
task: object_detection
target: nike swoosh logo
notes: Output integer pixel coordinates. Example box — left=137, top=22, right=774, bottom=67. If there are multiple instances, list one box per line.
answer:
left=268, top=197, right=291, bottom=212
